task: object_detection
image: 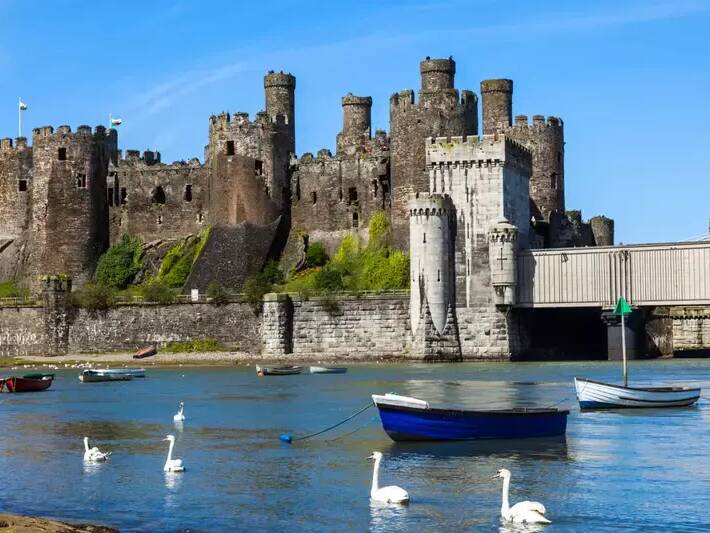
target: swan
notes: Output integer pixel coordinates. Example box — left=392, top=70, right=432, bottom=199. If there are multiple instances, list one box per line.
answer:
left=163, top=435, right=185, bottom=472
left=83, top=437, right=110, bottom=462
left=173, top=401, right=185, bottom=422
left=368, top=451, right=409, bottom=504
left=494, top=469, right=550, bottom=524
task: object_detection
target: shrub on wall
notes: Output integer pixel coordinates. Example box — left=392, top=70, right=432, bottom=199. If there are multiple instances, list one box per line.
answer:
left=72, top=283, right=115, bottom=310
left=139, top=282, right=175, bottom=304
left=154, top=227, right=211, bottom=289
left=242, top=260, right=285, bottom=308
left=206, top=281, right=229, bottom=304
left=95, top=236, right=144, bottom=290
left=0, top=281, right=28, bottom=299
left=304, top=242, right=328, bottom=268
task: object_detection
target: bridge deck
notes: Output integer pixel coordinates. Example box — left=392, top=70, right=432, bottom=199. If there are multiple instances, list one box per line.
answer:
left=516, top=241, right=710, bottom=308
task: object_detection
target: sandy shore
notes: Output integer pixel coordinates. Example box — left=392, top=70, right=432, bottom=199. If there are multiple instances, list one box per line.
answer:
left=0, top=513, right=118, bottom=533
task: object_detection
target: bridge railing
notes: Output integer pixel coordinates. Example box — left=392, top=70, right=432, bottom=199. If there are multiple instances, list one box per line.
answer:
left=516, top=241, right=710, bottom=308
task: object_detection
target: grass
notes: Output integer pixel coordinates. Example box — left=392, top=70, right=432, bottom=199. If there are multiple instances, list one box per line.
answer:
left=162, top=337, right=226, bottom=352
left=0, top=281, right=29, bottom=299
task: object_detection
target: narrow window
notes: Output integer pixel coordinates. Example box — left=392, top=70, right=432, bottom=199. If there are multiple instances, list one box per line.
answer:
left=311, top=191, right=317, bottom=204
left=58, top=147, right=67, bottom=161
left=254, top=160, right=263, bottom=175
left=151, top=186, right=166, bottom=204
left=18, top=180, right=27, bottom=192
left=348, top=187, right=358, bottom=205
left=264, top=186, right=269, bottom=197
left=372, top=180, right=378, bottom=197
left=437, top=270, right=440, bottom=282
left=423, top=233, right=427, bottom=243
left=120, top=188, right=127, bottom=205
left=197, top=212, right=204, bottom=223
left=295, top=177, right=301, bottom=201
left=157, top=215, right=163, bottom=225
left=352, top=212, right=359, bottom=228
left=551, top=173, right=557, bottom=190
left=76, top=174, right=87, bottom=188
left=184, top=184, right=192, bottom=202
left=107, top=188, right=114, bottom=206
left=226, top=140, right=235, bottom=156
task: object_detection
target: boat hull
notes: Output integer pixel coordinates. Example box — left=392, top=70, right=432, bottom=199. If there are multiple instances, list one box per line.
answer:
left=373, top=395, right=568, bottom=441
left=92, top=368, right=145, bottom=378
left=0, top=376, right=53, bottom=393
left=256, top=365, right=303, bottom=376
left=574, top=377, right=701, bottom=409
left=309, top=366, right=347, bottom=374
left=79, top=372, right=133, bottom=383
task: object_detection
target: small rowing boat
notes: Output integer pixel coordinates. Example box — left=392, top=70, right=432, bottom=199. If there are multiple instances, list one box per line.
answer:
left=309, top=366, right=347, bottom=374
left=574, top=377, right=700, bottom=409
left=0, top=374, right=54, bottom=393
left=79, top=370, right=133, bottom=383
left=90, top=368, right=146, bottom=378
left=372, top=393, right=568, bottom=441
left=133, top=345, right=157, bottom=359
left=255, top=365, right=303, bottom=376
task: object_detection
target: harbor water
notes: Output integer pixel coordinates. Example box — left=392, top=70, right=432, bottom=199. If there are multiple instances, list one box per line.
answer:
left=0, top=359, right=708, bottom=532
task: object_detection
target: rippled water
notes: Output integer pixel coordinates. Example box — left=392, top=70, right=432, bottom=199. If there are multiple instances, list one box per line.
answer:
left=0, top=360, right=709, bottom=532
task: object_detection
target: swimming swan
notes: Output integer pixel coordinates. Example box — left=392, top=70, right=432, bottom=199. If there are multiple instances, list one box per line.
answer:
left=369, top=451, right=409, bottom=504
left=83, top=437, right=110, bottom=462
left=494, top=469, right=550, bottom=524
left=173, top=401, right=185, bottom=422
left=163, top=435, right=185, bottom=472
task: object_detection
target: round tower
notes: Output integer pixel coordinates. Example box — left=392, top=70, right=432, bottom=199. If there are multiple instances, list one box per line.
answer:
left=487, top=218, right=518, bottom=307
left=264, top=71, right=296, bottom=151
left=481, top=79, right=513, bottom=134
left=341, top=94, right=372, bottom=136
left=420, top=57, right=455, bottom=93
left=409, top=192, right=455, bottom=334
left=589, top=216, right=614, bottom=246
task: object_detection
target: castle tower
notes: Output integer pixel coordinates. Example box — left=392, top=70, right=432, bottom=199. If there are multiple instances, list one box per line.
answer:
left=264, top=71, right=296, bottom=153
left=0, top=137, right=32, bottom=240
left=488, top=219, right=518, bottom=307
left=390, top=57, right=478, bottom=249
left=25, top=125, right=117, bottom=288
left=508, top=115, right=564, bottom=221
left=481, top=79, right=513, bottom=134
left=589, top=215, right=614, bottom=246
left=336, top=94, right=372, bottom=156
left=409, top=192, right=456, bottom=334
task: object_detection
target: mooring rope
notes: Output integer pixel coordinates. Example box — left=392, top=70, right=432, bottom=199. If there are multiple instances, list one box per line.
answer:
left=280, top=402, right=374, bottom=444
left=325, top=415, right=379, bottom=443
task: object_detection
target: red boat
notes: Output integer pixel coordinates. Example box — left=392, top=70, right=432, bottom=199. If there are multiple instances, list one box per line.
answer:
left=0, top=374, right=54, bottom=393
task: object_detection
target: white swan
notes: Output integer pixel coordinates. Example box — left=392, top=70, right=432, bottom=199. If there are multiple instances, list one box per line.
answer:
left=83, top=437, right=110, bottom=462
left=369, top=451, right=409, bottom=504
left=163, top=435, right=185, bottom=472
left=173, top=401, right=185, bottom=422
left=494, top=469, right=550, bottom=524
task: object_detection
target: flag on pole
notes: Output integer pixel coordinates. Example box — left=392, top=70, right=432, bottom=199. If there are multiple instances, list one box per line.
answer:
left=109, top=114, right=122, bottom=127
left=18, top=99, right=28, bottom=111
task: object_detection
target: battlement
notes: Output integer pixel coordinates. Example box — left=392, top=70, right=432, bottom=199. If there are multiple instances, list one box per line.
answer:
left=32, top=124, right=115, bottom=144
left=420, top=57, right=455, bottom=92
left=0, top=137, right=29, bottom=152
left=425, top=134, right=531, bottom=163
left=512, top=114, right=563, bottom=130
left=208, top=110, right=289, bottom=133
left=408, top=192, right=454, bottom=215
left=118, top=149, right=162, bottom=165
left=481, top=79, right=513, bottom=94
left=264, top=71, right=296, bottom=89
left=342, top=94, right=372, bottom=107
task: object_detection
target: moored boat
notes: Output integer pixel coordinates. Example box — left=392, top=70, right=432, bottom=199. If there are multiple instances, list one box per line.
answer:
left=256, top=365, right=303, bottom=376
left=574, top=377, right=700, bottom=409
left=0, top=374, right=54, bottom=392
left=90, top=368, right=146, bottom=378
left=309, top=366, right=347, bottom=374
left=372, top=393, right=568, bottom=441
left=133, top=345, right=157, bottom=359
left=79, top=370, right=133, bottom=383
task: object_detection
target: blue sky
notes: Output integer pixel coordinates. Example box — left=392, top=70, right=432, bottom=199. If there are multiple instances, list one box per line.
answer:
left=0, top=0, right=708, bottom=244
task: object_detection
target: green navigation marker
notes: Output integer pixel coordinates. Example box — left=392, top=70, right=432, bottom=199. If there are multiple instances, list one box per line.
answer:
left=613, top=297, right=632, bottom=316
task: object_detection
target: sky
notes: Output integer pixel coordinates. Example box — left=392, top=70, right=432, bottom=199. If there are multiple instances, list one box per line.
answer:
left=0, top=0, right=708, bottom=244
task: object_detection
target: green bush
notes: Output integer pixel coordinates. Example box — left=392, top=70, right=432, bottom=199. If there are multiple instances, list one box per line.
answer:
left=0, top=281, right=28, bottom=299
left=242, top=261, right=285, bottom=308
left=162, top=337, right=225, bottom=352
left=155, top=227, right=211, bottom=289
left=95, top=236, right=144, bottom=289
left=72, top=283, right=115, bottom=310
left=304, top=242, right=328, bottom=268
left=367, top=211, right=391, bottom=251
left=207, top=281, right=229, bottom=304
left=139, top=282, right=175, bottom=304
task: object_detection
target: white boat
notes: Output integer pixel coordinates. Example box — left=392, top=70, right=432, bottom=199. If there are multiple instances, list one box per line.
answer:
left=574, top=377, right=701, bottom=409
left=309, top=366, right=347, bottom=374
left=79, top=370, right=133, bottom=383
left=91, top=368, right=146, bottom=378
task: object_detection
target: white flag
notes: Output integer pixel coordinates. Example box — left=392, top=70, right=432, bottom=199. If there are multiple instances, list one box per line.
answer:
left=19, top=99, right=27, bottom=111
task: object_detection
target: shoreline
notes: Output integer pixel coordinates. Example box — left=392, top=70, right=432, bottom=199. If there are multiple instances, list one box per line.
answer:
left=0, top=513, right=118, bottom=533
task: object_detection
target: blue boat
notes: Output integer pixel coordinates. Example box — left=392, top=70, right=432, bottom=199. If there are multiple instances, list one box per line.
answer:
left=372, top=394, right=568, bottom=441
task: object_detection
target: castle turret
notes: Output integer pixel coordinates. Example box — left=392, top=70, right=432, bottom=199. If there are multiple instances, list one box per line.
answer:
left=488, top=218, right=518, bottom=307
left=0, top=136, right=32, bottom=240
left=589, top=215, right=614, bottom=246
left=420, top=57, right=455, bottom=94
left=336, top=94, right=372, bottom=156
left=409, top=192, right=455, bottom=334
left=481, top=79, right=513, bottom=134
left=264, top=71, right=295, bottom=153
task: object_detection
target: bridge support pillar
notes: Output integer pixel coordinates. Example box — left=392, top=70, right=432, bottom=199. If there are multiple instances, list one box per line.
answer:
left=601, top=310, right=645, bottom=360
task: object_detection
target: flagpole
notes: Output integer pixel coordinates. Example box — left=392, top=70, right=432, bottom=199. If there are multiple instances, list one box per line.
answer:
left=18, top=97, right=22, bottom=138
left=621, top=311, right=627, bottom=387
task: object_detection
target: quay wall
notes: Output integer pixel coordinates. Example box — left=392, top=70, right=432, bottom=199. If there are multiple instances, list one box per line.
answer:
left=0, top=306, right=47, bottom=356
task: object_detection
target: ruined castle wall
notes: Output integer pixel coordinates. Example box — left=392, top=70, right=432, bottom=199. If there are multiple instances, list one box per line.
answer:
left=0, top=305, right=46, bottom=356
left=25, top=125, right=116, bottom=288
left=0, top=138, right=32, bottom=240
left=389, top=57, right=478, bottom=249
left=110, top=152, right=207, bottom=244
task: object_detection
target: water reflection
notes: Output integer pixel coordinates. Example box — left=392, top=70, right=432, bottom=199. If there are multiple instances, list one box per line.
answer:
left=385, top=436, right=569, bottom=461
left=498, top=521, right=546, bottom=533
left=82, top=460, right=104, bottom=477
left=368, top=500, right=410, bottom=533
left=173, top=420, right=184, bottom=432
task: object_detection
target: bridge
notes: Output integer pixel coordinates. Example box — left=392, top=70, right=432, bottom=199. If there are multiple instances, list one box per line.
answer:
left=516, top=241, right=710, bottom=308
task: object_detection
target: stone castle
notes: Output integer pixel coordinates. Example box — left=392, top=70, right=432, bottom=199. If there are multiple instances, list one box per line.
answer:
left=0, top=56, right=616, bottom=359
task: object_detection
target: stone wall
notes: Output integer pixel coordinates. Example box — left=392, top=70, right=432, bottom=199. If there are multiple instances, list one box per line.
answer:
left=0, top=305, right=46, bottom=356
left=669, top=307, right=710, bottom=354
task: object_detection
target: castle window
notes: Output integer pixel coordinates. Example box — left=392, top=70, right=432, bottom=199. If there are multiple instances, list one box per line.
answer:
left=197, top=212, right=204, bottom=223
left=558, top=152, right=562, bottom=163
left=254, top=160, right=263, bottom=175
left=18, top=180, right=27, bottom=192
left=107, top=187, right=114, bottom=206
left=551, top=173, right=557, bottom=190
left=157, top=215, right=163, bottom=225
left=348, top=187, right=358, bottom=205
left=184, top=184, right=192, bottom=202
left=226, top=140, right=235, bottom=156
left=423, top=233, right=426, bottom=243
left=120, top=188, right=127, bottom=205
left=352, top=212, right=359, bottom=228
left=372, top=180, right=378, bottom=198
left=295, top=177, right=301, bottom=201
left=58, top=147, right=67, bottom=161
left=151, top=186, right=166, bottom=204
left=311, top=191, right=317, bottom=204
left=76, top=174, right=87, bottom=188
